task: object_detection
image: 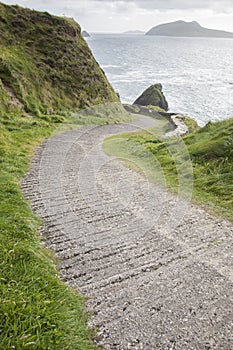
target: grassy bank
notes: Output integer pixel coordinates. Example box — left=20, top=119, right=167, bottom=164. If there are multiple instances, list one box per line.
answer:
left=0, top=2, right=134, bottom=348
left=104, top=117, right=233, bottom=222
left=0, top=113, right=93, bottom=349
left=0, top=106, right=134, bottom=349
left=0, top=2, right=118, bottom=117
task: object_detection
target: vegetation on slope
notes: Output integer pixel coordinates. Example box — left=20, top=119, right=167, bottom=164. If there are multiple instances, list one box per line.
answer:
left=0, top=2, right=118, bottom=117
left=0, top=113, right=103, bottom=349
left=0, top=3, right=133, bottom=349
left=0, top=108, right=132, bottom=348
left=104, top=118, right=233, bottom=221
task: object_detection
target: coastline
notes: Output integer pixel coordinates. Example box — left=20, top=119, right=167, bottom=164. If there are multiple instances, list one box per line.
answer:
left=124, top=103, right=196, bottom=137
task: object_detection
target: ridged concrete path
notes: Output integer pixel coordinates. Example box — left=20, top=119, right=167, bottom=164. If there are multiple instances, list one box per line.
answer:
left=22, top=115, right=233, bottom=350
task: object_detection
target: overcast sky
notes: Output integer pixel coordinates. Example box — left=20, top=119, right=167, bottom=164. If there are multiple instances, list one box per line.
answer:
left=3, top=0, right=233, bottom=33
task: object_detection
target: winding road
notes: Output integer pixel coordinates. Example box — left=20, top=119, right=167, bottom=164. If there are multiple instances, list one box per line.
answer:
left=22, top=115, right=233, bottom=350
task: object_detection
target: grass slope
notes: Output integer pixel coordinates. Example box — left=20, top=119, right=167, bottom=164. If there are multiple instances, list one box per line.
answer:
left=0, top=3, right=134, bottom=349
left=0, top=114, right=105, bottom=349
left=0, top=2, right=118, bottom=117
left=0, top=106, right=133, bottom=349
left=104, top=118, right=233, bottom=221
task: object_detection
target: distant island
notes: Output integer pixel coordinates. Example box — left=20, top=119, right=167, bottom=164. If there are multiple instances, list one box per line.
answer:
left=124, top=30, right=145, bottom=35
left=146, top=20, right=233, bottom=38
left=82, top=30, right=90, bottom=37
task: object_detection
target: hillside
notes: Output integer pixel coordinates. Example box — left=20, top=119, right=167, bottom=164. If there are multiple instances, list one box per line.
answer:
left=0, top=2, right=118, bottom=118
left=104, top=116, right=233, bottom=221
left=0, top=3, right=129, bottom=350
left=146, top=20, right=233, bottom=38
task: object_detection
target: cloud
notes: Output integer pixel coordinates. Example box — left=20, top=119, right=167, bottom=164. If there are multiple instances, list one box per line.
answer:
left=89, top=0, right=233, bottom=12
left=3, top=0, right=233, bottom=15
left=2, top=0, right=233, bottom=32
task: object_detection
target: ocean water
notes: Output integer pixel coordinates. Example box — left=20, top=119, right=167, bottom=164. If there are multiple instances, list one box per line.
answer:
left=87, top=34, right=233, bottom=126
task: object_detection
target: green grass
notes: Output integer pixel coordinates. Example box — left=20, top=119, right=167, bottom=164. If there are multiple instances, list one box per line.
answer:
left=66, top=102, right=135, bottom=126
left=0, top=105, right=134, bottom=349
left=104, top=117, right=233, bottom=221
left=0, top=2, right=118, bottom=117
left=104, top=130, right=193, bottom=201
left=0, top=3, right=134, bottom=348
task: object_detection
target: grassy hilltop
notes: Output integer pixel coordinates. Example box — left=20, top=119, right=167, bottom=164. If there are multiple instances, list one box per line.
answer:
left=0, top=2, right=118, bottom=118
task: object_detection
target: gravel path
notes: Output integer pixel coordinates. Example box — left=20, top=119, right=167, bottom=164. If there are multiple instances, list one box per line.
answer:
left=22, top=115, right=233, bottom=350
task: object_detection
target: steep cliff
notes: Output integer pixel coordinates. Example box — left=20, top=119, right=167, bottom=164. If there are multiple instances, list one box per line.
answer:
left=0, top=2, right=118, bottom=117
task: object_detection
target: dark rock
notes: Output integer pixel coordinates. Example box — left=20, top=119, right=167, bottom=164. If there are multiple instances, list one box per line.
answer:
left=82, top=30, right=90, bottom=37
left=133, top=84, right=168, bottom=111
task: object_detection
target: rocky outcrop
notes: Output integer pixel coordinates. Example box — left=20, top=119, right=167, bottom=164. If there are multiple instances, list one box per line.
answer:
left=82, top=30, right=90, bottom=37
left=124, top=104, right=189, bottom=137
left=161, top=114, right=189, bottom=138
left=133, top=84, right=169, bottom=111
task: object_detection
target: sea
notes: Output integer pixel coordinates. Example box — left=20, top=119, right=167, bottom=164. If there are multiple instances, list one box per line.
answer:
left=87, top=34, right=233, bottom=126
